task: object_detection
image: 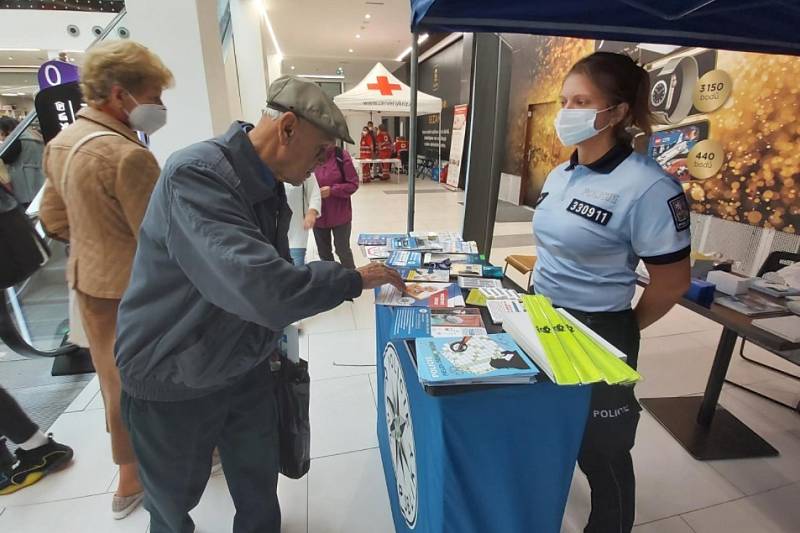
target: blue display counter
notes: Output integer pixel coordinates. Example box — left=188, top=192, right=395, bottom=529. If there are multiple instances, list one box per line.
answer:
left=375, top=305, right=591, bottom=533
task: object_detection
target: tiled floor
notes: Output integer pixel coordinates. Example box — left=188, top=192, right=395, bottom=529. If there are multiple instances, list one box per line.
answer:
left=2, top=177, right=798, bottom=533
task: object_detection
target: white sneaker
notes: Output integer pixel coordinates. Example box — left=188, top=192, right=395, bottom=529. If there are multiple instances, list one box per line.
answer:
left=112, top=491, right=144, bottom=520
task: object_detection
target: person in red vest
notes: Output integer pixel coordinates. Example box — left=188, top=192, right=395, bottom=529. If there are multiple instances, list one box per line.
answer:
left=376, top=123, right=393, bottom=181
left=359, top=126, right=375, bottom=182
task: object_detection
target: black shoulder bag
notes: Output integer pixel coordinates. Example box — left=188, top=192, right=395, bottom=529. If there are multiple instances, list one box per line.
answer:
left=0, top=189, right=50, bottom=289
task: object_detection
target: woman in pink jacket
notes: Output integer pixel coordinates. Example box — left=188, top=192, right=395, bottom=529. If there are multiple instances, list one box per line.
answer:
left=313, top=146, right=359, bottom=269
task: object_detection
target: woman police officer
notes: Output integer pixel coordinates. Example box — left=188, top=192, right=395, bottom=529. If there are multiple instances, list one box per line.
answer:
left=531, top=52, right=691, bottom=532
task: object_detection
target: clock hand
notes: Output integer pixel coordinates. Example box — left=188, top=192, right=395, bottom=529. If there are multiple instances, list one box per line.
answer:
left=398, top=446, right=408, bottom=474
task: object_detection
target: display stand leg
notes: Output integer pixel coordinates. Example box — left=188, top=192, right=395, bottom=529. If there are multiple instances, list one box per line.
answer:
left=642, top=327, right=778, bottom=460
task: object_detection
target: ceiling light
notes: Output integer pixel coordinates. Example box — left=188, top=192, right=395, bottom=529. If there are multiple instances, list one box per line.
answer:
left=290, top=65, right=296, bottom=70
left=365, top=14, right=371, bottom=19
left=16, top=92, right=25, bottom=96
left=395, top=34, right=430, bottom=61
left=7, top=57, right=12, bottom=60
left=355, top=34, right=361, bottom=39
left=348, top=49, right=354, bottom=53
left=260, top=1, right=283, bottom=61
left=0, top=48, right=40, bottom=52
left=1, top=93, right=17, bottom=97
left=61, top=50, right=84, bottom=54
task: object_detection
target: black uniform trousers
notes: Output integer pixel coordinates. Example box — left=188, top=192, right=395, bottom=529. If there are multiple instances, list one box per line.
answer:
left=121, top=362, right=281, bottom=533
left=564, top=308, right=641, bottom=533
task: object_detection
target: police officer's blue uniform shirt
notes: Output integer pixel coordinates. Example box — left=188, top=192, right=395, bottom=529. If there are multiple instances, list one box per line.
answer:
left=533, top=144, right=691, bottom=313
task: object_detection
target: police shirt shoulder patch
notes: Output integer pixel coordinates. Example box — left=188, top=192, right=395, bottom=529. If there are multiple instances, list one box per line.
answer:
left=534, top=192, right=549, bottom=207
left=668, top=193, right=690, bottom=232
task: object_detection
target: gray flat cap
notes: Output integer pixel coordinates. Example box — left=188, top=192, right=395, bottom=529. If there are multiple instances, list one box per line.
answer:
left=267, top=76, right=354, bottom=144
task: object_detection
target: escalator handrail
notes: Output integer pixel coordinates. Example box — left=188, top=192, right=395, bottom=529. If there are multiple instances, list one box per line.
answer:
left=0, top=7, right=127, bottom=357
left=1, top=289, right=79, bottom=358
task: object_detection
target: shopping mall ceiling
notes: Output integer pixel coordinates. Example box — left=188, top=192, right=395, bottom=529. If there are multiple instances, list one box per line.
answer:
left=264, top=0, right=415, bottom=78
left=0, top=0, right=122, bottom=11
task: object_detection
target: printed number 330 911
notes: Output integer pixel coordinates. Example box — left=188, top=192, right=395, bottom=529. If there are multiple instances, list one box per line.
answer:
left=567, top=198, right=612, bottom=226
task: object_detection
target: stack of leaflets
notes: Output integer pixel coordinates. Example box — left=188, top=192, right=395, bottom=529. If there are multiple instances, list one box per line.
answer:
left=451, top=264, right=483, bottom=277
left=750, top=279, right=800, bottom=298
left=376, top=282, right=465, bottom=308
left=364, top=245, right=391, bottom=260
left=503, top=295, right=641, bottom=386
left=415, top=333, right=539, bottom=386
left=438, top=240, right=480, bottom=254
left=424, top=252, right=482, bottom=265
left=358, top=233, right=404, bottom=246
left=482, top=265, right=505, bottom=279
left=389, top=307, right=487, bottom=339
left=411, top=231, right=462, bottom=241
left=457, top=276, right=503, bottom=289
left=400, top=268, right=450, bottom=282
left=486, top=300, right=527, bottom=324
left=387, top=251, right=423, bottom=269
left=430, top=308, right=487, bottom=337
left=715, top=293, right=787, bottom=316
left=389, top=236, right=443, bottom=252
left=466, top=287, right=520, bottom=307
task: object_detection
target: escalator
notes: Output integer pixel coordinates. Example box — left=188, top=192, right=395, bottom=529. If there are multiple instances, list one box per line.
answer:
left=0, top=8, right=128, bottom=375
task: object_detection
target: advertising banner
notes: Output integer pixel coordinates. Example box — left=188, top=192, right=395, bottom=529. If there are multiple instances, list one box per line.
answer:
left=502, top=35, right=800, bottom=233
left=37, top=60, right=80, bottom=90
left=446, top=104, right=468, bottom=189
left=34, top=82, right=84, bottom=144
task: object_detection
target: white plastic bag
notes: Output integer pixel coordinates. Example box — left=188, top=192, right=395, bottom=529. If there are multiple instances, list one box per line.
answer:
left=67, top=288, right=89, bottom=348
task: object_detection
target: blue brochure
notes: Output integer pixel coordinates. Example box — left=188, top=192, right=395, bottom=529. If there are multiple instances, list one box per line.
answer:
left=358, top=233, right=405, bottom=246
left=387, top=251, right=423, bottom=269
left=415, top=333, right=539, bottom=386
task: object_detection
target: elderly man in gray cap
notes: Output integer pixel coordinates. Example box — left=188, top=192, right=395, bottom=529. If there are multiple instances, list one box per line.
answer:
left=114, top=76, right=404, bottom=533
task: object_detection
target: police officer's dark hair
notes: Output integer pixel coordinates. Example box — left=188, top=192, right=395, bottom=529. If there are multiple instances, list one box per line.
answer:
left=568, top=52, right=653, bottom=141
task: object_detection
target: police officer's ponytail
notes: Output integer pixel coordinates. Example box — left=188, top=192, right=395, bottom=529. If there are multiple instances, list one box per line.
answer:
left=568, top=52, right=653, bottom=142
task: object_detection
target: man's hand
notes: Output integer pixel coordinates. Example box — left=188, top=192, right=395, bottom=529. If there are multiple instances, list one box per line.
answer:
left=303, top=210, right=318, bottom=230
left=356, top=262, right=405, bottom=292
left=320, top=186, right=332, bottom=199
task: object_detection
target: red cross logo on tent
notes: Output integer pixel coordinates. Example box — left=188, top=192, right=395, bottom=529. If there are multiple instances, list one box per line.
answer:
left=367, top=76, right=402, bottom=96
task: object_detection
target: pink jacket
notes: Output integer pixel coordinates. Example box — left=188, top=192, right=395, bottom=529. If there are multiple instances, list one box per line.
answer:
left=314, top=148, right=359, bottom=229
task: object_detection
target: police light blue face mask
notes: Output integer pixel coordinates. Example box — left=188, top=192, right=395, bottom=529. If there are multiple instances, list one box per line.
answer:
left=554, top=106, right=616, bottom=146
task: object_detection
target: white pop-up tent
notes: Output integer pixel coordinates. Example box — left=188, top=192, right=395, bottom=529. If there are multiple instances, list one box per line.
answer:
left=334, top=62, right=442, bottom=116
left=334, top=63, right=443, bottom=189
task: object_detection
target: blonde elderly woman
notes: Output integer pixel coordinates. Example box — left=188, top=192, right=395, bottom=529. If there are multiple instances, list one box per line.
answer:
left=39, top=40, right=173, bottom=519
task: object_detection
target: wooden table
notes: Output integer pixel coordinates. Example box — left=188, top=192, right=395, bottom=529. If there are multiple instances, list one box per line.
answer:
left=641, top=289, right=800, bottom=460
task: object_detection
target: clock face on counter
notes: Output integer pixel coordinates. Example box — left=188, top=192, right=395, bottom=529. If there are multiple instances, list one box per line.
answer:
left=383, top=343, right=418, bottom=528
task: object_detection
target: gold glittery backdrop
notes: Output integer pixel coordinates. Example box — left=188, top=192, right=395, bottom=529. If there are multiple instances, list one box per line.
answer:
left=684, top=51, right=799, bottom=233
left=503, top=38, right=800, bottom=234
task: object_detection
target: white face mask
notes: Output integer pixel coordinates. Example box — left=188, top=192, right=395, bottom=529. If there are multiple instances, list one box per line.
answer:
left=554, top=106, right=615, bottom=146
left=126, top=93, right=167, bottom=135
